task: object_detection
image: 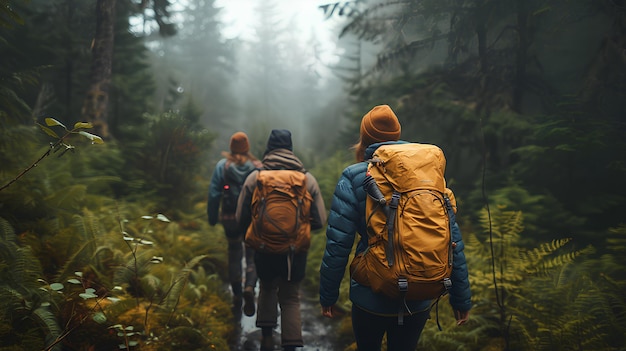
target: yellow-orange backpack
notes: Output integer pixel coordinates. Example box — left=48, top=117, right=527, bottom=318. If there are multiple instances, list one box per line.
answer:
left=350, top=143, right=458, bottom=322
left=245, top=170, right=313, bottom=259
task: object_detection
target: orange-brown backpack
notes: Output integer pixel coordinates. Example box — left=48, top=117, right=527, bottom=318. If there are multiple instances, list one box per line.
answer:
left=350, top=143, right=457, bottom=316
left=245, top=170, right=313, bottom=257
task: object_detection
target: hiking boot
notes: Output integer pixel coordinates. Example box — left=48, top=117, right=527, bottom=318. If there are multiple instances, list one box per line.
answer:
left=260, top=335, right=274, bottom=351
left=242, top=286, right=255, bottom=317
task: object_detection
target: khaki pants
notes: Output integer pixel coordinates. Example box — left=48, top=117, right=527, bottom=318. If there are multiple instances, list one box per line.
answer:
left=255, top=276, right=303, bottom=347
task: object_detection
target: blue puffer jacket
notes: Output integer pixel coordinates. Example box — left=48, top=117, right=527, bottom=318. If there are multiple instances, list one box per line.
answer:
left=319, top=141, right=472, bottom=316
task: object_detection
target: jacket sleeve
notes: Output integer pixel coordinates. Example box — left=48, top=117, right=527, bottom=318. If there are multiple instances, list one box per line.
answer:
left=447, top=189, right=472, bottom=312
left=207, top=159, right=226, bottom=226
left=319, top=166, right=361, bottom=307
left=306, top=173, right=327, bottom=231
left=236, top=170, right=258, bottom=233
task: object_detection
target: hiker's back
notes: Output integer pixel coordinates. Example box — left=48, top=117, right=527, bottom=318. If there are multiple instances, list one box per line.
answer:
left=350, top=143, right=455, bottom=301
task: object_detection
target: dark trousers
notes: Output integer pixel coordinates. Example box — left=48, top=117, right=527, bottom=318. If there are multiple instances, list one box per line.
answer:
left=352, top=304, right=430, bottom=351
left=225, top=229, right=257, bottom=296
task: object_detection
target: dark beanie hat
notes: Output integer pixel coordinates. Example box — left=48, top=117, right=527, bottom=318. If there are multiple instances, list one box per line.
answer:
left=265, top=129, right=293, bottom=154
left=360, top=105, right=401, bottom=146
left=229, top=132, right=250, bottom=154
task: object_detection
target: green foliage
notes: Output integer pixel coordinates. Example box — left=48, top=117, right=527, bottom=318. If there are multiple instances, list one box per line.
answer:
left=0, top=118, right=103, bottom=193
left=308, top=149, right=353, bottom=210
left=162, top=254, right=207, bottom=311
left=0, top=207, right=235, bottom=350
left=122, top=111, right=216, bottom=211
left=109, top=0, right=156, bottom=140
left=0, top=1, right=38, bottom=127
left=467, top=181, right=585, bottom=244
left=0, top=69, right=37, bottom=125
left=511, top=108, right=626, bottom=241
left=462, top=207, right=624, bottom=351
left=0, top=218, right=62, bottom=351
left=334, top=0, right=626, bottom=255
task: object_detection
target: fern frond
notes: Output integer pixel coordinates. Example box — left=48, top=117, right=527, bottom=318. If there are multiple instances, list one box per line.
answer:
left=55, top=239, right=98, bottom=281
left=606, top=224, right=626, bottom=253
left=525, top=243, right=594, bottom=275
left=162, top=255, right=207, bottom=310
left=44, top=184, right=88, bottom=210
left=0, top=217, right=16, bottom=241
left=113, top=250, right=156, bottom=288
left=140, top=274, right=162, bottom=296
left=184, top=255, right=207, bottom=271
left=101, top=297, right=138, bottom=320
left=522, top=238, right=571, bottom=263
left=12, top=246, right=44, bottom=289
left=159, top=326, right=208, bottom=348
left=32, top=306, right=63, bottom=351
left=0, top=286, right=27, bottom=316
left=72, top=215, right=99, bottom=268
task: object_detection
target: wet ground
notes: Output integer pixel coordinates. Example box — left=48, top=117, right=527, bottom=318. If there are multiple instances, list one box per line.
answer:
left=230, top=294, right=338, bottom=351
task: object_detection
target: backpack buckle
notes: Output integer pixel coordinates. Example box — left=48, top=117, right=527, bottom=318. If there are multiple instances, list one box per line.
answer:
left=398, top=277, right=408, bottom=292
left=389, top=192, right=400, bottom=209
left=443, top=277, right=452, bottom=290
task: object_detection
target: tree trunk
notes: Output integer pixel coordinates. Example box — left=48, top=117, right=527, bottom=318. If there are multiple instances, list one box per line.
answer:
left=81, top=0, right=116, bottom=138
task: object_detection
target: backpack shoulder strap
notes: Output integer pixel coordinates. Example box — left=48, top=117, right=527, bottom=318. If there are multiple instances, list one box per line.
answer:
left=223, top=159, right=232, bottom=181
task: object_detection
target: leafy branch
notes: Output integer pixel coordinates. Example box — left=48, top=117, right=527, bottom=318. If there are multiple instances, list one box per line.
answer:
left=0, top=117, right=104, bottom=192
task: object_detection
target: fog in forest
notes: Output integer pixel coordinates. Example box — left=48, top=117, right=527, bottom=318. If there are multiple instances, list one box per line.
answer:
left=141, top=0, right=365, bottom=161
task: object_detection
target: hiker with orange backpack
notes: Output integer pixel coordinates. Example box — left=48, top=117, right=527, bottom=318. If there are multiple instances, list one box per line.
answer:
left=319, top=105, right=471, bottom=351
left=207, top=132, right=262, bottom=317
left=237, top=129, right=327, bottom=351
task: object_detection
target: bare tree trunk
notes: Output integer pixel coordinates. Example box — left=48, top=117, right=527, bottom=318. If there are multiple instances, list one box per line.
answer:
left=81, top=0, right=116, bottom=138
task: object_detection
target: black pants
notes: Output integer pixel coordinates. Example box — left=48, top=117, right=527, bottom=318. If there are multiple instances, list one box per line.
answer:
left=225, top=228, right=257, bottom=296
left=352, top=304, right=430, bottom=351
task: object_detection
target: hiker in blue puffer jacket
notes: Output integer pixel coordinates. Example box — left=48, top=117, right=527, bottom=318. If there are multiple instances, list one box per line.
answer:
left=319, top=105, right=472, bottom=351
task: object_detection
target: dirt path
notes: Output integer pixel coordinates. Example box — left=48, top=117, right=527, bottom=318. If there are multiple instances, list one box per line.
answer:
left=231, top=293, right=339, bottom=351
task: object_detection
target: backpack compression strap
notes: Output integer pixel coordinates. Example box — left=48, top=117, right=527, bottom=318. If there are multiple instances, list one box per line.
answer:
left=424, top=195, right=456, bottom=330
left=385, top=191, right=401, bottom=267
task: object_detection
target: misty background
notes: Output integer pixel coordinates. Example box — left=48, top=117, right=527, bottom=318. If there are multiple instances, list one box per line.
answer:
left=139, top=0, right=357, bottom=159
left=1, top=0, right=625, bottom=350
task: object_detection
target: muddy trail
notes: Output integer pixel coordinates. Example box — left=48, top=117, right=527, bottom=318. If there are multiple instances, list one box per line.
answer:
left=229, top=292, right=342, bottom=351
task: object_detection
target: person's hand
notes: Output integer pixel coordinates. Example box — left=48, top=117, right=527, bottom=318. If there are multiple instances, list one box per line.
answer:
left=454, top=309, right=470, bottom=326
left=321, top=305, right=336, bottom=318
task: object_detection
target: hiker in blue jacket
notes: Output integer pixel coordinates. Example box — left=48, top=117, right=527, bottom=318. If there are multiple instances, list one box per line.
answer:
left=319, top=105, right=472, bottom=351
left=207, top=132, right=262, bottom=317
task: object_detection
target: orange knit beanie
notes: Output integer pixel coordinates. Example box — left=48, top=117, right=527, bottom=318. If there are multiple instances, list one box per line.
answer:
left=360, top=105, right=401, bottom=146
left=229, top=132, right=250, bottom=154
